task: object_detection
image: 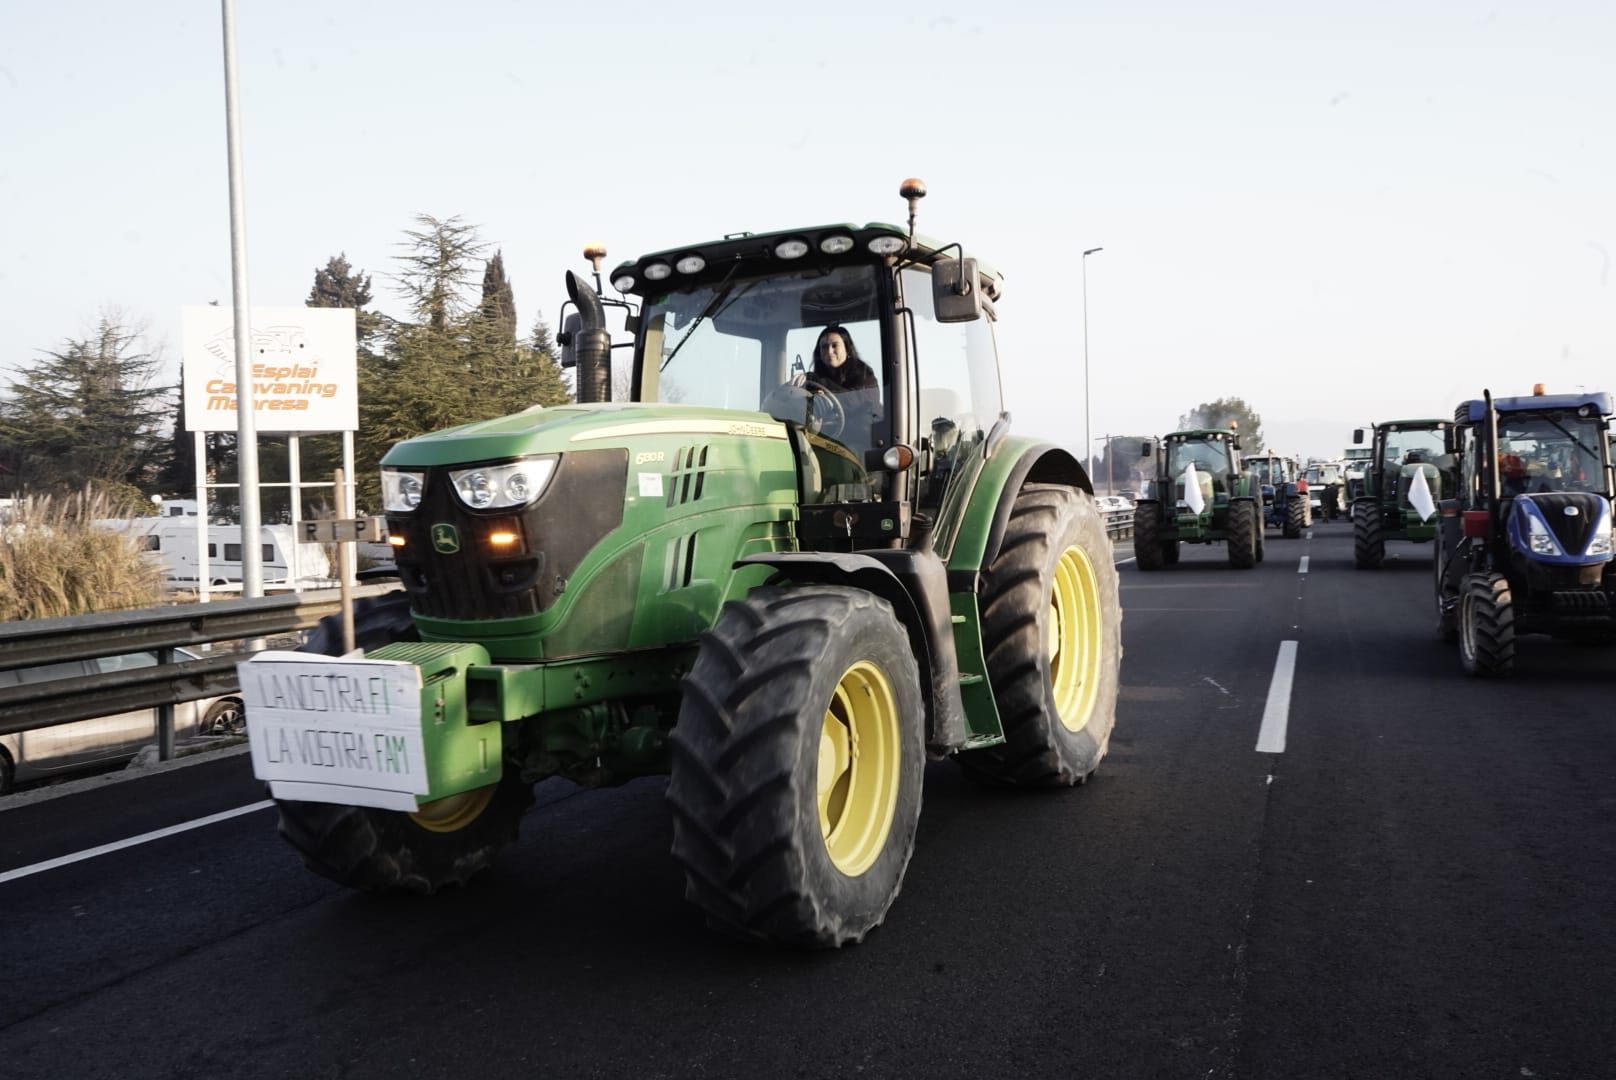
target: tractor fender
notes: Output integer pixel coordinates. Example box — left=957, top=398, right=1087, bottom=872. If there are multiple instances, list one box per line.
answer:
left=735, top=550, right=968, bottom=756
left=945, top=440, right=1093, bottom=594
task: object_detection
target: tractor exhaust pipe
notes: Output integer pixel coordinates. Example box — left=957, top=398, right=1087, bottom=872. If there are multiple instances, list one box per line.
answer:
left=565, top=270, right=611, bottom=403
left=1483, top=388, right=1500, bottom=507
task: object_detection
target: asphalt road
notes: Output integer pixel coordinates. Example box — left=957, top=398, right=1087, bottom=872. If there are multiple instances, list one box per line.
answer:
left=3, top=522, right=1613, bottom=1080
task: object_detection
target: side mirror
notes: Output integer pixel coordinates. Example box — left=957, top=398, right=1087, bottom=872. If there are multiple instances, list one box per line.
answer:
left=1352, top=427, right=1365, bottom=445
left=560, top=312, right=581, bottom=369
left=931, top=256, right=982, bottom=323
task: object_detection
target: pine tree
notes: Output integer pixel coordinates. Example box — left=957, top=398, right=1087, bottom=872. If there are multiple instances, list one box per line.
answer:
left=0, top=315, right=173, bottom=495
left=394, top=214, right=484, bottom=331
left=307, top=252, right=383, bottom=347
left=479, top=251, right=518, bottom=349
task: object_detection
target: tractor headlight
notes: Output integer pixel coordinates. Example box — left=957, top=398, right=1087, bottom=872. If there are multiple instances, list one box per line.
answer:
left=449, top=456, right=558, bottom=510
left=1526, top=514, right=1562, bottom=557
left=381, top=469, right=426, bottom=512
left=1587, top=517, right=1613, bottom=557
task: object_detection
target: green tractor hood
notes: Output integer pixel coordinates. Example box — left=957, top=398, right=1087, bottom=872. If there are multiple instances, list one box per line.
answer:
left=381, top=401, right=791, bottom=468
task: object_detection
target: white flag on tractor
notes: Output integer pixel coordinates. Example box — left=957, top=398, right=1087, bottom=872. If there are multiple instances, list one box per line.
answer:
left=1409, top=467, right=1437, bottom=522
left=1183, top=463, right=1206, bottom=514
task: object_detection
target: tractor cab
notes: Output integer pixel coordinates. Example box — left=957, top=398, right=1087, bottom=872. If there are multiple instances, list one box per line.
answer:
left=602, top=221, right=1006, bottom=554
left=1160, top=430, right=1243, bottom=514
left=1436, top=387, right=1616, bottom=674
left=1348, top=418, right=1452, bottom=567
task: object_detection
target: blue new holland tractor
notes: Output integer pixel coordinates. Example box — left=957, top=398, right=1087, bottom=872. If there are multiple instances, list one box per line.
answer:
left=1434, top=387, right=1616, bottom=675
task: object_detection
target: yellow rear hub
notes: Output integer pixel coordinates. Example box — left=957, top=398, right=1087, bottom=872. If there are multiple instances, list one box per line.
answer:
left=410, top=784, right=496, bottom=833
left=817, top=660, right=901, bottom=877
left=1047, top=544, right=1103, bottom=733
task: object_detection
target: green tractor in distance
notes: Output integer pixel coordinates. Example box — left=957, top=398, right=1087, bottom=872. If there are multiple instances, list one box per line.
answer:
left=242, top=180, right=1124, bottom=948
left=1131, top=428, right=1262, bottom=570
left=1350, top=419, right=1454, bottom=568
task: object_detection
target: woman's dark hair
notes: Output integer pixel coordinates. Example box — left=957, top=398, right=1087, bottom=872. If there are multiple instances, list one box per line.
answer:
left=811, top=326, right=878, bottom=392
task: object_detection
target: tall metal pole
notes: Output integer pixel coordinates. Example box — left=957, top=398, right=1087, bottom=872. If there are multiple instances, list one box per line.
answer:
left=1082, top=246, right=1104, bottom=482
left=221, top=0, right=263, bottom=598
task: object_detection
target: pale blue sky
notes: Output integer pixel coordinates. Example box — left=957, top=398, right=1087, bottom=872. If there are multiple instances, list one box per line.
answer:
left=3, top=0, right=1612, bottom=461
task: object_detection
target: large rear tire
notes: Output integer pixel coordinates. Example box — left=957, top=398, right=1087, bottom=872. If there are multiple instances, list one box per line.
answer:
left=1132, top=501, right=1164, bottom=571
left=1353, top=501, right=1385, bottom=568
left=273, top=593, right=534, bottom=893
left=667, top=586, right=925, bottom=947
left=1227, top=499, right=1258, bottom=569
left=957, top=485, right=1122, bottom=787
left=1459, top=572, right=1515, bottom=677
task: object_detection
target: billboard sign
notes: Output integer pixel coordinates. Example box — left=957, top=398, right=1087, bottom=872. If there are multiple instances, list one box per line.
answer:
left=182, top=306, right=358, bottom=432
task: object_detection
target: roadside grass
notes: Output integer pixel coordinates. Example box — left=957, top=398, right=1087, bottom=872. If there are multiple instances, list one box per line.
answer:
left=0, top=488, right=165, bottom=621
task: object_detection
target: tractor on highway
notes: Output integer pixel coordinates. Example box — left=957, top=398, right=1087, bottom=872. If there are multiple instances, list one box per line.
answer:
left=1434, top=387, right=1616, bottom=675
left=240, top=180, right=1124, bottom=948
left=1349, top=418, right=1454, bottom=568
left=1131, top=428, right=1262, bottom=569
left=1245, top=452, right=1311, bottom=538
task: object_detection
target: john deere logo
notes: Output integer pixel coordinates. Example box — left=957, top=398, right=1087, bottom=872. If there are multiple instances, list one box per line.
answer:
left=430, top=523, right=461, bottom=553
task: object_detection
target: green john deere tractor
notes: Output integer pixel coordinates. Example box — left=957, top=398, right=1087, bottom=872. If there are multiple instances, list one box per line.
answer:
left=1131, top=429, right=1262, bottom=570
left=1349, top=419, right=1454, bottom=568
left=242, top=181, right=1123, bottom=948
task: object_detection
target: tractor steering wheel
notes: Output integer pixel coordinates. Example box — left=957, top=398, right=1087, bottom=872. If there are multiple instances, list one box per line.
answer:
left=761, top=379, right=846, bottom=440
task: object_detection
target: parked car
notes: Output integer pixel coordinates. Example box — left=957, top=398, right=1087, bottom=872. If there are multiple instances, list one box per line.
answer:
left=0, top=647, right=243, bottom=795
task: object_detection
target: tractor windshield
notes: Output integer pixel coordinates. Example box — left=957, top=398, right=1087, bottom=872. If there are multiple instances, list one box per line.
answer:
left=1496, top=412, right=1608, bottom=496
left=1247, top=458, right=1282, bottom=484
left=639, top=264, right=885, bottom=458
left=1379, top=427, right=1446, bottom=470
left=1169, top=442, right=1228, bottom=485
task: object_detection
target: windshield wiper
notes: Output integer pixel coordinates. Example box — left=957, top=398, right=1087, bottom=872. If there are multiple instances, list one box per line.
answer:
left=659, top=261, right=750, bottom=373
left=1519, top=411, right=1602, bottom=465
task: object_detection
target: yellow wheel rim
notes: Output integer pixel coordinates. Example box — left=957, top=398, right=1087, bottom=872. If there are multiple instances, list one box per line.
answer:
left=817, top=660, right=902, bottom=877
left=1047, top=544, right=1103, bottom=733
left=409, top=784, right=496, bottom=834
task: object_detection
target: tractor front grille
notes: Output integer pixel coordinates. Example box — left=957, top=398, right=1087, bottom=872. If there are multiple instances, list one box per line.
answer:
left=388, top=449, right=628, bottom=621
left=1553, top=590, right=1611, bottom=612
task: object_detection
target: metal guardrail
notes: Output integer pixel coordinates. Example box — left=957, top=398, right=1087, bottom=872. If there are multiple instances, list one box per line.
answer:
left=0, top=584, right=401, bottom=739
left=0, top=508, right=1138, bottom=746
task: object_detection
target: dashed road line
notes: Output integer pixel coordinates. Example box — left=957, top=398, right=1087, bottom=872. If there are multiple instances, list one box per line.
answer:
left=1255, top=640, right=1298, bottom=754
left=1298, top=555, right=1309, bottom=574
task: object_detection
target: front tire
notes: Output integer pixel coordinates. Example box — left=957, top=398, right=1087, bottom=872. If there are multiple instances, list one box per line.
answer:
left=667, top=586, right=925, bottom=947
left=1459, top=572, right=1515, bottom=676
left=201, top=697, right=246, bottom=736
left=1284, top=495, right=1305, bottom=539
left=1133, top=501, right=1164, bottom=571
left=273, top=593, right=534, bottom=893
left=1353, top=501, right=1385, bottom=568
left=957, top=485, right=1122, bottom=787
left=1227, top=500, right=1258, bottom=569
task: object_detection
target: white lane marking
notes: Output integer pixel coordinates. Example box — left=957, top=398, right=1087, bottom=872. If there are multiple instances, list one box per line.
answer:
left=1114, top=555, right=1137, bottom=565
left=0, top=800, right=275, bottom=886
left=1298, top=556, right=1310, bottom=574
left=1255, top=641, right=1298, bottom=754
left=1305, top=531, right=1312, bottom=540
left=1202, top=676, right=1232, bottom=696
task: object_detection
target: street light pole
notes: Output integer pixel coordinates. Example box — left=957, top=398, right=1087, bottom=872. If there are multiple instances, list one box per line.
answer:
left=1082, top=246, right=1104, bottom=484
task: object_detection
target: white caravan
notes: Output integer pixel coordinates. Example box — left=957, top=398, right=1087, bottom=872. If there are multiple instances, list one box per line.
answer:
left=96, top=518, right=332, bottom=589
